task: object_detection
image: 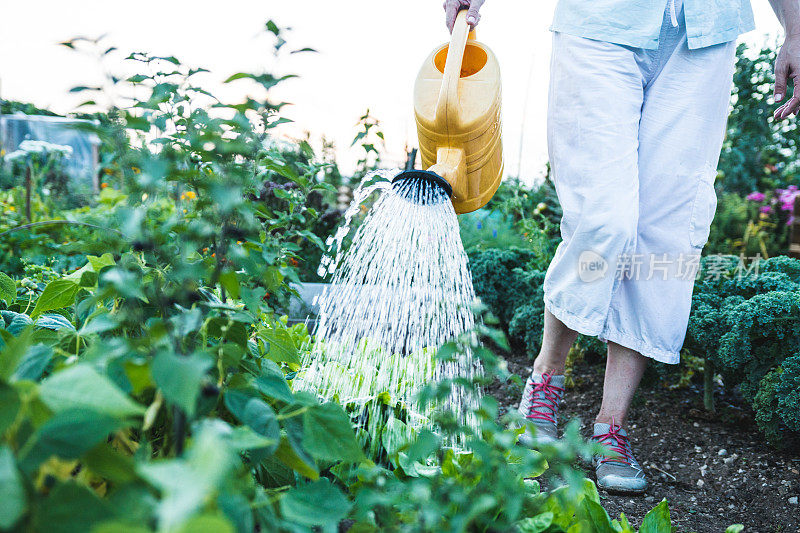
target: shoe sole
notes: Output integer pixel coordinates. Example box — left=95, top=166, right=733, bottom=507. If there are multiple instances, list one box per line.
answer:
left=597, top=484, right=648, bottom=495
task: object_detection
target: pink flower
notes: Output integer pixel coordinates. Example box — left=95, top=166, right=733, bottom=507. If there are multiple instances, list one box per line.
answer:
left=760, top=205, right=773, bottom=214
left=746, top=191, right=766, bottom=202
left=787, top=216, right=795, bottom=226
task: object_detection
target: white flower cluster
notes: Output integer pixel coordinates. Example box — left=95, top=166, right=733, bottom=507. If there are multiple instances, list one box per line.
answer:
left=3, top=139, right=73, bottom=163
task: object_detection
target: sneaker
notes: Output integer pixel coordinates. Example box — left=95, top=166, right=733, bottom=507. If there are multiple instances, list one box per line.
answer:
left=517, top=371, right=565, bottom=446
left=591, top=422, right=648, bottom=494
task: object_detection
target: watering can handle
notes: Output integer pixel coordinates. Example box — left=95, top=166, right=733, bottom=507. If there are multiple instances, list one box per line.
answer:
left=435, top=9, right=472, bottom=128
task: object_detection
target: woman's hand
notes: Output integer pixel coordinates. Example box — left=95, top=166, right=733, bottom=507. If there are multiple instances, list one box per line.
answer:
left=443, top=0, right=485, bottom=33
left=773, top=34, right=800, bottom=120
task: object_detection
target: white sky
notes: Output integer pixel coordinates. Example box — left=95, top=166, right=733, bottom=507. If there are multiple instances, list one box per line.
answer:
left=0, top=1, right=784, bottom=182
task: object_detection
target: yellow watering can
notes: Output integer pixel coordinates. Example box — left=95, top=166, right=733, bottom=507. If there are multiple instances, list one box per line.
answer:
left=393, top=9, right=503, bottom=214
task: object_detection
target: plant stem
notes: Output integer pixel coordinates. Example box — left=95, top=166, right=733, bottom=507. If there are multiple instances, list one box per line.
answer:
left=703, top=358, right=716, bottom=413
left=173, top=406, right=186, bottom=456
left=0, top=220, right=125, bottom=238
left=24, top=165, right=32, bottom=222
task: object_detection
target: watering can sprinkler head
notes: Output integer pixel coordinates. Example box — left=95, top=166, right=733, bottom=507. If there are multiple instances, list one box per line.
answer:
left=392, top=169, right=452, bottom=205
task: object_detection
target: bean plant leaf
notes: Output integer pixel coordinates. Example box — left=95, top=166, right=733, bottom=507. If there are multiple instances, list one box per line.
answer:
left=33, top=481, right=111, bottom=533
left=11, top=344, right=52, bottom=382
left=0, top=327, right=33, bottom=380
left=0, top=446, right=26, bottom=529
left=274, top=436, right=318, bottom=480
left=0, top=383, right=21, bottom=434
left=86, top=253, right=115, bottom=272
left=303, top=403, right=365, bottom=462
left=0, top=272, right=15, bottom=305
left=176, top=514, right=236, bottom=533
left=39, top=364, right=145, bottom=418
left=241, top=399, right=280, bottom=443
left=580, top=499, right=615, bottom=533
left=253, top=360, right=293, bottom=403
left=280, top=479, right=352, bottom=527
left=259, top=325, right=300, bottom=367
left=639, top=499, right=672, bottom=533
left=516, top=512, right=554, bottom=533
left=30, top=279, right=81, bottom=319
left=219, top=270, right=241, bottom=299
left=1, top=311, right=33, bottom=336
left=151, top=351, right=212, bottom=417
left=27, top=409, right=125, bottom=462
left=83, top=443, right=137, bottom=483
left=35, top=313, right=75, bottom=332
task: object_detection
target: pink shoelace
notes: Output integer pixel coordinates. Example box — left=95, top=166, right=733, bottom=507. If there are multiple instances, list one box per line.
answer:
left=525, top=371, right=564, bottom=424
left=594, top=421, right=635, bottom=466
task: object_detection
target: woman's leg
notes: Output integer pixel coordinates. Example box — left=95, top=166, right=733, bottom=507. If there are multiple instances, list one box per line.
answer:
left=532, top=308, right=578, bottom=376
left=595, top=342, right=648, bottom=427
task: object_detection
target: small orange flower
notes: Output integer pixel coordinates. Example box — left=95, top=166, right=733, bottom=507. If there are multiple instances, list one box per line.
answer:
left=211, top=252, right=216, bottom=258
left=101, top=182, right=109, bottom=189
left=132, top=167, right=141, bottom=174
left=289, top=258, right=299, bottom=267
left=202, top=247, right=209, bottom=253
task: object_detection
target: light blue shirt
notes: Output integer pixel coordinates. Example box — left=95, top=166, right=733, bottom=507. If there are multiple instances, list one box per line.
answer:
left=551, top=0, right=755, bottom=50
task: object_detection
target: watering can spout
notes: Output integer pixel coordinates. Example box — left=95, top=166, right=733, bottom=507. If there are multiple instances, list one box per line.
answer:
left=400, top=9, right=503, bottom=213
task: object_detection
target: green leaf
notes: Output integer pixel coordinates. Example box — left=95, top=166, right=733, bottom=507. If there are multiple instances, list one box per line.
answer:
left=274, top=436, right=318, bottom=479
left=639, top=499, right=672, bottom=533
left=580, top=499, right=615, bottom=533
left=35, top=313, right=75, bottom=332
left=30, top=278, right=80, bottom=318
left=93, top=523, right=152, bottom=533
left=151, top=351, right=212, bottom=417
left=303, top=402, right=365, bottom=462
left=78, top=313, right=118, bottom=336
left=83, top=443, right=137, bottom=483
left=86, top=253, right=116, bottom=272
left=222, top=425, right=277, bottom=452
left=39, top=364, right=145, bottom=418
left=137, top=424, right=238, bottom=530
left=516, top=512, right=553, bottom=533
left=12, top=343, right=52, bottom=382
left=223, top=390, right=278, bottom=449
left=219, top=270, right=241, bottom=299
left=1, top=310, right=33, bottom=336
left=259, top=324, right=300, bottom=367
left=34, top=482, right=111, bottom=533
left=176, top=514, right=235, bottom=533
left=0, top=445, right=25, bottom=529
left=725, top=526, right=745, bottom=533
left=280, top=479, right=352, bottom=527
left=0, top=383, right=21, bottom=434
left=0, top=327, right=33, bottom=380
left=26, top=409, right=125, bottom=463
left=253, top=361, right=293, bottom=403
left=0, top=272, right=15, bottom=305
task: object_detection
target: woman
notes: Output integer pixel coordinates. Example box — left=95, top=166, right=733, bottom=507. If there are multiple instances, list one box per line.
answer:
left=444, top=0, right=800, bottom=493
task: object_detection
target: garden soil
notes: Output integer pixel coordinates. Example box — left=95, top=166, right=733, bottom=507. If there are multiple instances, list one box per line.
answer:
left=488, top=355, right=800, bottom=533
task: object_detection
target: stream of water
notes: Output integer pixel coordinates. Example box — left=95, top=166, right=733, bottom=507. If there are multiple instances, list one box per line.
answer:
left=296, top=170, right=482, bottom=452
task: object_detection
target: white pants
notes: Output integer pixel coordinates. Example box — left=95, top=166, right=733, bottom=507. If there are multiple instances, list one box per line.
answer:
left=544, top=7, right=736, bottom=363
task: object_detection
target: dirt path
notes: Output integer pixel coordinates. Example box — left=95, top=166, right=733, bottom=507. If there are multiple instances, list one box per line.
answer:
left=489, top=354, right=800, bottom=532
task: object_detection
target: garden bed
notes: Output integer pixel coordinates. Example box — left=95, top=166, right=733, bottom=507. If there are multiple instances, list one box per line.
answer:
left=489, top=354, right=800, bottom=532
